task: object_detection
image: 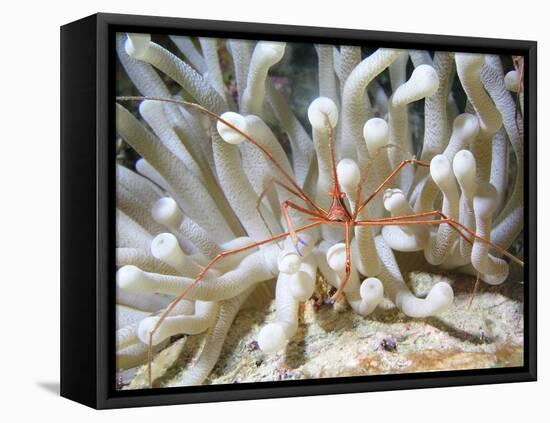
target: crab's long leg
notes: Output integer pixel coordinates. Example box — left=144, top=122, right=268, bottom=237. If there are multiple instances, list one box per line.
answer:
left=145, top=220, right=324, bottom=386
left=255, top=176, right=326, bottom=240
left=355, top=157, right=430, bottom=217
left=282, top=200, right=325, bottom=256
left=330, top=221, right=352, bottom=301
left=356, top=212, right=523, bottom=266
left=257, top=176, right=314, bottom=209
left=117, top=96, right=324, bottom=216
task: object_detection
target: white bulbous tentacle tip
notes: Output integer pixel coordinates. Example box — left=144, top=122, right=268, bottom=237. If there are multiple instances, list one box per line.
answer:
left=408, top=64, right=440, bottom=97
left=278, top=252, right=302, bottom=274
left=289, top=270, right=316, bottom=301
left=426, top=282, right=454, bottom=313
left=326, top=243, right=347, bottom=272
left=308, top=97, right=338, bottom=130
left=383, top=188, right=406, bottom=213
left=151, top=233, right=182, bottom=262
left=358, top=277, right=384, bottom=316
left=257, top=323, right=287, bottom=353
left=217, top=112, right=248, bottom=144
left=137, top=316, right=164, bottom=345
left=363, top=117, right=389, bottom=155
left=116, top=265, right=147, bottom=293
left=430, top=154, right=453, bottom=186
left=452, top=150, right=477, bottom=185
left=337, top=159, right=360, bottom=192
left=481, top=270, right=509, bottom=286
left=504, top=70, right=520, bottom=92
left=125, top=33, right=152, bottom=60
left=473, top=182, right=498, bottom=219
left=135, top=158, right=148, bottom=174
left=138, top=99, right=161, bottom=116
left=256, top=41, right=286, bottom=63
left=152, top=197, right=182, bottom=227
left=453, top=113, right=480, bottom=138
left=360, top=277, right=384, bottom=301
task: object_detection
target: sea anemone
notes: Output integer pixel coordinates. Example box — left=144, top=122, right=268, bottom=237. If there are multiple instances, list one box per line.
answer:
left=114, top=32, right=524, bottom=388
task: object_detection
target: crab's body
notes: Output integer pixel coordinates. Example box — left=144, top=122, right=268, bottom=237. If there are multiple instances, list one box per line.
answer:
left=326, top=189, right=353, bottom=223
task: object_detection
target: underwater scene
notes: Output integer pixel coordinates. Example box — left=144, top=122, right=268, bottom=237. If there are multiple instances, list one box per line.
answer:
left=114, top=32, right=525, bottom=390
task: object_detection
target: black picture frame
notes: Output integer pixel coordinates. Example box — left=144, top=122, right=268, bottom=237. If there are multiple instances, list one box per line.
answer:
left=60, top=12, right=537, bottom=409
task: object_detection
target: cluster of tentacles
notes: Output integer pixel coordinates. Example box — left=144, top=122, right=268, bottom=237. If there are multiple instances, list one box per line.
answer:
left=114, top=32, right=524, bottom=387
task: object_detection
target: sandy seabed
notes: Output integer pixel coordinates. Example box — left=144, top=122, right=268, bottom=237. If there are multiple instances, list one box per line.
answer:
left=123, top=257, right=523, bottom=389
